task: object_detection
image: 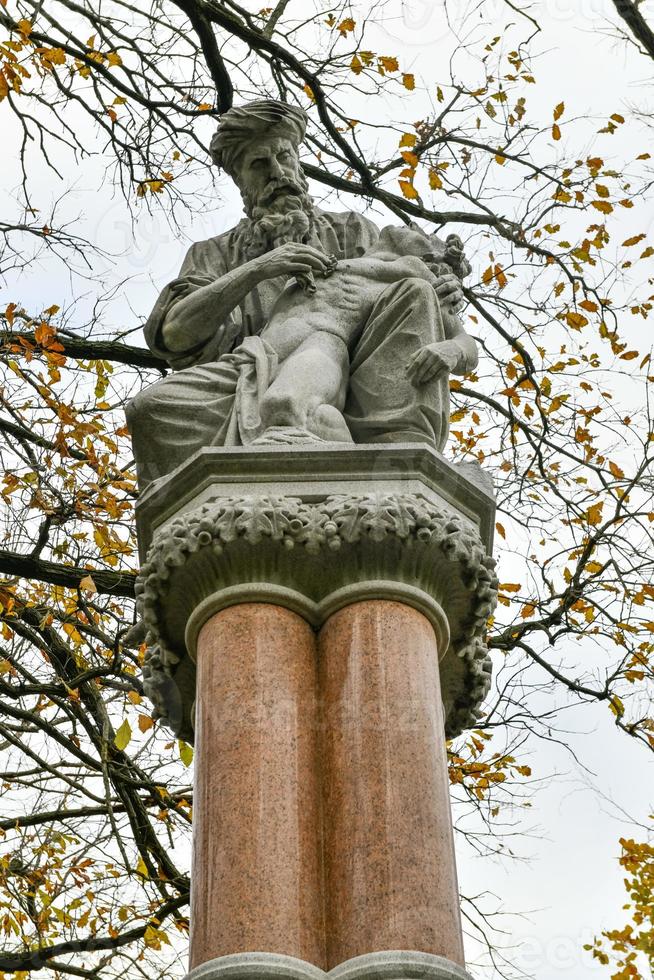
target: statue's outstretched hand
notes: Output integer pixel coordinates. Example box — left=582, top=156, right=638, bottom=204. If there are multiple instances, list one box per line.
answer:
left=253, top=243, right=337, bottom=281
left=407, top=341, right=461, bottom=387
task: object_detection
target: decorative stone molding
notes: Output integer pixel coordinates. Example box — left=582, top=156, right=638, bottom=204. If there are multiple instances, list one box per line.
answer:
left=136, top=489, right=497, bottom=742
left=185, top=952, right=475, bottom=980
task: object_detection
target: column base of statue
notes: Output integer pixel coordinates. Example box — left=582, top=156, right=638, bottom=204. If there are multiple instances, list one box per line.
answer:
left=184, top=951, right=475, bottom=980
left=134, top=444, right=497, bottom=979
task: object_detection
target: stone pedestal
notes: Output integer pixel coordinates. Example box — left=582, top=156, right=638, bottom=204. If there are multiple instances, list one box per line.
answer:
left=134, top=444, right=497, bottom=980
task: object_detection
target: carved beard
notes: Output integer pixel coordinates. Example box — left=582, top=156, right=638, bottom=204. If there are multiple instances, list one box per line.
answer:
left=240, top=174, right=315, bottom=257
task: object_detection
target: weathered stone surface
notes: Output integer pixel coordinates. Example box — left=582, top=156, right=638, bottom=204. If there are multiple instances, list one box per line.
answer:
left=185, top=951, right=475, bottom=980
left=126, top=99, right=479, bottom=492
left=135, top=445, right=497, bottom=743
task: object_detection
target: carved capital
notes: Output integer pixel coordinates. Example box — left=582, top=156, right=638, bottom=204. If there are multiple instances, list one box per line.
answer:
left=137, top=487, right=497, bottom=742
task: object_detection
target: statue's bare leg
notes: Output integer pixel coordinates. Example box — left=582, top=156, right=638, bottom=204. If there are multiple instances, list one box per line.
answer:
left=256, top=331, right=353, bottom=444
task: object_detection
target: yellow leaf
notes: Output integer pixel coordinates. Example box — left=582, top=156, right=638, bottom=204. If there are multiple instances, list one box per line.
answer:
left=500, top=583, right=521, bottom=593
left=337, top=17, right=355, bottom=36
left=379, top=55, right=399, bottom=73
left=521, top=603, right=536, bottom=619
left=609, top=460, right=625, bottom=479
left=585, top=561, right=603, bottom=574
left=585, top=501, right=604, bottom=526
left=17, top=18, right=32, bottom=36
left=398, top=179, right=419, bottom=200
left=554, top=102, right=565, bottom=120
left=402, top=73, right=415, bottom=91
left=196, top=102, right=213, bottom=111
left=135, top=855, right=149, bottom=878
left=429, top=169, right=443, bottom=190
left=107, top=51, right=122, bottom=67
left=401, top=150, right=419, bottom=167
left=591, top=200, right=613, bottom=214
left=552, top=123, right=561, bottom=141
left=553, top=189, right=572, bottom=203
left=138, top=714, right=154, bottom=733
left=495, top=521, right=506, bottom=539
left=565, top=311, right=588, bottom=330
left=114, top=718, right=132, bottom=751
left=622, top=233, right=646, bottom=247
left=179, top=740, right=194, bottom=767
left=399, top=133, right=417, bottom=147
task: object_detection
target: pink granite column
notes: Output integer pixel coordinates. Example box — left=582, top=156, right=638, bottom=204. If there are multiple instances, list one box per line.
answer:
left=190, top=603, right=325, bottom=971
left=318, top=600, right=464, bottom=969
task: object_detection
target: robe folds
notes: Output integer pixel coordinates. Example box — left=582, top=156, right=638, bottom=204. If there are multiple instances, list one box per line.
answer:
left=127, top=208, right=449, bottom=490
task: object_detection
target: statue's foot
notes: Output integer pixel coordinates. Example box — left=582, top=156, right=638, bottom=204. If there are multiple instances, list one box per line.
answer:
left=251, top=425, right=326, bottom=446
left=307, top=404, right=353, bottom=444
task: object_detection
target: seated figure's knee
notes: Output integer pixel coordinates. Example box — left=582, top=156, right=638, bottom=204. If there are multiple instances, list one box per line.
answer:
left=259, top=386, right=307, bottom=427
left=125, top=380, right=166, bottom=433
left=404, top=275, right=438, bottom=298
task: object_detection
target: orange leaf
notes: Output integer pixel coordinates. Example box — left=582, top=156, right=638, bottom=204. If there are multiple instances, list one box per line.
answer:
left=398, top=179, right=419, bottom=200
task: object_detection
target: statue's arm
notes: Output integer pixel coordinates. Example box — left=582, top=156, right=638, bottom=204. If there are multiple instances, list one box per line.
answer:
left=439, top=308, right=479, bottom=374
left=160, top=243, right=337, bottom=354
left=406, top=295, right=478, bottom=387
left=161, top=261, right=265, bottom=354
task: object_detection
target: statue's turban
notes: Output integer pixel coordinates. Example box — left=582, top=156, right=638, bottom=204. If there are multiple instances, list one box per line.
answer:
left=210, top=100, right=308, bottom=177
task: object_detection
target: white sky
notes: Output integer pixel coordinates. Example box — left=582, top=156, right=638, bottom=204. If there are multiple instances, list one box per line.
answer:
left=2, top=2, right=654, bottom=979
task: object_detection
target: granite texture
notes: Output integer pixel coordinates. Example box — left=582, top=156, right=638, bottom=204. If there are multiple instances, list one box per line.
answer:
left=185, top=951, right=474, bottom=980
left=190, top=604, right=324, bottom=970
left=319, top=602, right=465, bottom=969
left=137, top=487, right=497, bottom=743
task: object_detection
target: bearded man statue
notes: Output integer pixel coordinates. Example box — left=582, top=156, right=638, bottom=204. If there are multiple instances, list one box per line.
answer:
left=126, top=99, right=471, bottom=491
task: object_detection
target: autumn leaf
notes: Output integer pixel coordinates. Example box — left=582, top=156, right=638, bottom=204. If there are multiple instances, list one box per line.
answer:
left=585, top=501, right=604, bottom=526
left=565, top=311, right=589, bottom=330
left=402, top=73, right=415, bottom=91
left=398, top=179, right=419, bottom=200
left=379, top=55, right=399, bottom=73
left=114, top=718, right=132, bottom=751
left=554, top=101, right=565, bottom=120
left=429, top=169, right=443, bottom=190
left=337, top=17, right=355, bottom=36
left=78, top=574, right=97, bottom=593
left=138, top=714, right=154, bottom=733
left=178, top=740, right=193, bottom=767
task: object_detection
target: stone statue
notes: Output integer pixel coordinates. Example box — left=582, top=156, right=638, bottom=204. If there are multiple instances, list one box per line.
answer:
left=126, top=100, right=479, bottom=489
